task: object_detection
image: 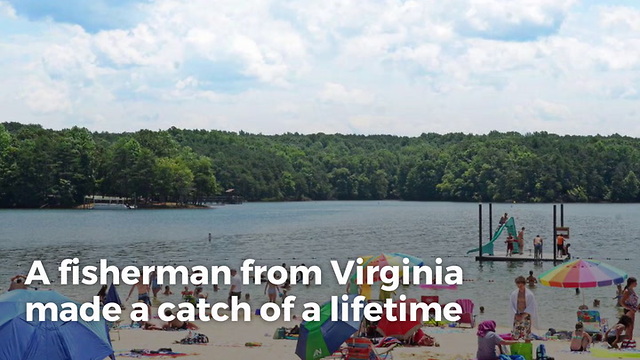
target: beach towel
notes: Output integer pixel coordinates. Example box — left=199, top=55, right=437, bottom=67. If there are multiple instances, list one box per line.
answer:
left=118, top=353, right=191, bottom=358
left=509, top=288, right=539, bottom=330
left=590, top=347, right=640, bottom=358
left=376, top=337, right=402, bottom=348
left=424, top=328, right=464, bottom=334
left=176, top=332, right=209, bottom=344
left=423, top=319, right=450, bottom=327
left=500, top=355, right=525, bottom=360
left=118, top=323, right=143, bottom=330
left=117, top=349, right=194, bottom=358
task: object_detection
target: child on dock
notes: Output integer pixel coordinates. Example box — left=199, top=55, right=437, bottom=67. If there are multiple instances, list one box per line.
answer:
left=505, top=235, right=514, bottom=257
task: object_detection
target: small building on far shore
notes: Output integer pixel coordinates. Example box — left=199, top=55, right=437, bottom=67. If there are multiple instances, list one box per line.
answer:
left=83, top=195, right=135, bottom=210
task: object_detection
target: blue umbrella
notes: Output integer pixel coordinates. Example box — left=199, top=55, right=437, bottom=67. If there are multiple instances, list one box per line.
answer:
left=104, top=284, right=121, bottom=307
left=0, top=289, right=115, bottom=360
left=295, top=294, right=363, bottom=360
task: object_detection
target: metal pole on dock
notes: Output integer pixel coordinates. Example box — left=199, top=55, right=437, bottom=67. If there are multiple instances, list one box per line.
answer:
left=553, top=205, right=557, bottom=262
left=479, top=203, right=483, bottom=263
left=560, top=203, right=564, bottom=227
left=489, top=203, right=493, bottom=240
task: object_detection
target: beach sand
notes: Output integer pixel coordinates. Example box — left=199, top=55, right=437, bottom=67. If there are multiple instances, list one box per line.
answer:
left=110, top=313, right=606, bottom=360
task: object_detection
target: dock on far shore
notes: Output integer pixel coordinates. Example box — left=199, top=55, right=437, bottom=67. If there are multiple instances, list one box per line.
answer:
left=475, top=251, right=569, bottom=262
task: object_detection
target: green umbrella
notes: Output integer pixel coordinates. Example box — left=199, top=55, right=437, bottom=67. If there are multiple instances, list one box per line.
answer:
left=295, top=295, right=363, bottom=360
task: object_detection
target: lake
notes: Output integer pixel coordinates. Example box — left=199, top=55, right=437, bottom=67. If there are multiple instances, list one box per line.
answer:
left=1, top=201, right=637, bottom=330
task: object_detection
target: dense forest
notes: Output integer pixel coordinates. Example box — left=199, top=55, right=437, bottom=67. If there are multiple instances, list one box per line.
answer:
left=1, top=122, right=639, bottom=208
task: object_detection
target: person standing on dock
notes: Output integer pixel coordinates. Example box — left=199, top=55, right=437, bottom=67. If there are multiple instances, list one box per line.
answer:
left=517, top=227, right=525, bottom=253
left=557, top=234, right=565, bottom=256
left=533, top=235, right=543, bottom=259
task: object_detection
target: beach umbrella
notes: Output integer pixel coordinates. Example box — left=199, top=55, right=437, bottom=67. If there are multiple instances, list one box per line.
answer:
left=295, top=294, right=363, bottom=360
left=359, top=253, right=425, bottom=282
left=377, top=298, right=423, bottom=340
left=104, top=284, right=121, bottom=307
left=0, top=289, right=115, bottom=360
left=538, top=259, right=627, bottom=304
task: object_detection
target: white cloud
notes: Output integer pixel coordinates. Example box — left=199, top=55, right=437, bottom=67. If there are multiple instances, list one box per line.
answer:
left=457, top=0, right=577, bottom=40
left=600, top=6, right=640, bottom=33
left=20, top=77, right=72, bottom=114
left=2, top=0, right=640, bottom=136
left=0, top=0, right=16, bottom=17
left=347, top=115, right=404, bottom=135
left=529, top=100, right=571, bottom=122
left=318, top=83, right=374, bottom=105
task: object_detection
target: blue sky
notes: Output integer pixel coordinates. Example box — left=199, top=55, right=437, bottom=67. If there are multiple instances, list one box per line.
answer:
left=1, top=0, right=640, bottom=136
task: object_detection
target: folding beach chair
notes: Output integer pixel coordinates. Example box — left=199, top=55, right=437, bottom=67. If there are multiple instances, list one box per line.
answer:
left=577, top=310, right=604, bottom=337
left=420, top=295, right=439, bottom=305
left=346, top=337, right=396, bottom=360
left=420, top=295, right=442, bottom=324
left=455, top=299, right=476, bottom=328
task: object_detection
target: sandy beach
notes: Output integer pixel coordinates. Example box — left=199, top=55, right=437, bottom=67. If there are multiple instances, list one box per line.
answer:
left=109, top=308, right=617, bottom=360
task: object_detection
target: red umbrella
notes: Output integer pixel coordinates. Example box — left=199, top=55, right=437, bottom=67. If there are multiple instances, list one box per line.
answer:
left=376, top=298, right=423, bottom=340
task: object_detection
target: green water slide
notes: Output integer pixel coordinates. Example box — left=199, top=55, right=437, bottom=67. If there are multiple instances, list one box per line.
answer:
left=467, top=217, right=518, bottom=256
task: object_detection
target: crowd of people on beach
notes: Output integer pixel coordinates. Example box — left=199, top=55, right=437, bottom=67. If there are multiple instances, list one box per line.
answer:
left=5, top=245, right=639, bottom=360
left=95, top=264, right=303, bottom=332
left=473, top=271, right=640, bottom=360
left=105, top=259, right=639, bottom=358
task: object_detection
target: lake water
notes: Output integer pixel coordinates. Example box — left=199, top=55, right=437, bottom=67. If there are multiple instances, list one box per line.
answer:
left=1, top=201, right=638, bottom=330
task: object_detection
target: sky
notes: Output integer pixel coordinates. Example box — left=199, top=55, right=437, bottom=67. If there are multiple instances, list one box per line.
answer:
left=1, top=0, right=640, bottom=136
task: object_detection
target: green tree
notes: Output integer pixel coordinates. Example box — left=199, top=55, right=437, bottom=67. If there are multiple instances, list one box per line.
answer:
left=154, top=157, right=194, bottom=202
left=620, top=171, right=640, bottom=202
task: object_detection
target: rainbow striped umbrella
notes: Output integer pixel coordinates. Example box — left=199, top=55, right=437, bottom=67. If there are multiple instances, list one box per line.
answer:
left=539, top=259, right=627, bottom=288
left=359, top=253, right=424, bottom=282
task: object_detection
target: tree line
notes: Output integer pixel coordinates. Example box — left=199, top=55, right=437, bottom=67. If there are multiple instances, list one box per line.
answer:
left=1, top=122, right=639, bottom=208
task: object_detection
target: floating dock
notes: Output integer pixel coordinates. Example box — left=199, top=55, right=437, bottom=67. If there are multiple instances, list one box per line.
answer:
left=473, top=203, right=569, bottom=263
left=476, top=252, right=568, bottom=262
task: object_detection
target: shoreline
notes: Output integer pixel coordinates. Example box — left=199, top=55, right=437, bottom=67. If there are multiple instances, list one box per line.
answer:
left=2, top=199, right=640, bottom=210
left=106, top=307, right=622, bottom=360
